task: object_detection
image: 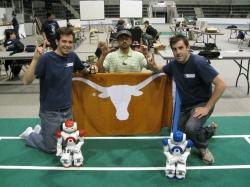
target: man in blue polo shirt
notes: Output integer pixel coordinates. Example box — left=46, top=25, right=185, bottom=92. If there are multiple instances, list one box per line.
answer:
left=151, top=34, right=226, bottom=165
left=19, top=27, right=87, bottom=153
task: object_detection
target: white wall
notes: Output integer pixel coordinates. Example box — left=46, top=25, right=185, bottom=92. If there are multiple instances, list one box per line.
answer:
left=143, top=18, right=165, bottom=24
left=0, top=8, right=6, bottom=19
left=198, top=18, right=250, bottom=25
left=57, top=20, right=67, bottom=27
left=174, top=0, right=250, bottom=5
left=24, top=23, right=34, bottom=36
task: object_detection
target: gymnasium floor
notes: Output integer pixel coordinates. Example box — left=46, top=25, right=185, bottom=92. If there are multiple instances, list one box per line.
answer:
left=0, top=116, right=250, bottom=186
left=0, top=24, right=250, bottom=186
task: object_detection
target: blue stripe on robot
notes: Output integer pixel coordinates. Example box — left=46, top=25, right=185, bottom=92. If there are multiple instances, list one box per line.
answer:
left=171, top=146, right=184, bottom=154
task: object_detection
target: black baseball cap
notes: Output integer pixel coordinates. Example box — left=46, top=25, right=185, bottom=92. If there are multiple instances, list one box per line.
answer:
left=117, top=30, right=132, bottom=38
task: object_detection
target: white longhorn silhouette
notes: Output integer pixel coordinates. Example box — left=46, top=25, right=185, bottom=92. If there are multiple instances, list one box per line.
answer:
left=73, top=73, right=165, bottom=120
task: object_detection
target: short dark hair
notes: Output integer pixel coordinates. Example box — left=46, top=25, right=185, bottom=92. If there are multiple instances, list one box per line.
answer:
left=46, top=12, right=52, bottom=18
left=169, top=34, right=189, bottom=48
left=117, top=19, right=125, bottom=25
left=4, top=29, right=15, bottom=47
left=56, top=27, right=75, bottom=41
left=144, top=20, right=149, bottom=25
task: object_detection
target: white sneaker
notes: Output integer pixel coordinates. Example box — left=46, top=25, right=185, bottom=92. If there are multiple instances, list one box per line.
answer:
left=33, top=124, right=41, bottom=134
left=19, top=127, right=33, bottom=139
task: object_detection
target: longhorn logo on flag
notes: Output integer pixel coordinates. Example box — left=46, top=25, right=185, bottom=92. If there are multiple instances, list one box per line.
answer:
left=72, top=73, right=172, bottom=136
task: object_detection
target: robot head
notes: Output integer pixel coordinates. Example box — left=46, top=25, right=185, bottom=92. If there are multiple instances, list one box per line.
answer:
left=62, top=119, right=77, bottom=133
left=172, top=131, right=186, bottom=143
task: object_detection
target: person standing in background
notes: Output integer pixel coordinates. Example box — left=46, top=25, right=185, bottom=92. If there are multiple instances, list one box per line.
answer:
left=41, top=12, right=60, bottom=50
left=12, top=11, right=19, bottom=39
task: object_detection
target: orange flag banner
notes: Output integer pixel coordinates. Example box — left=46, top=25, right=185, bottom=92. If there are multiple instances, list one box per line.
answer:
left=72, top=72, right=172, bottom=136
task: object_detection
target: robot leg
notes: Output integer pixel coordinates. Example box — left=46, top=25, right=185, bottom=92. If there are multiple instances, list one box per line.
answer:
left=73, top=150, right=84, bottom=167
left=60, top=149, right=73, bottom=167
left=165, top=163, right=176, bottom=178
left=175, top=162, right=186, bottom=179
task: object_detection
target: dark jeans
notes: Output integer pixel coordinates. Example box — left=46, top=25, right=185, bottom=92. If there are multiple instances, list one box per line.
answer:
left=178, top=102, right=214, bottom=149
left=26, top=108, right=72, bottom=153
left=48, top=39, right=57, bottom=50
left=14, top=25, right=19, bottom=39
left=5, top=60, right=22, bottom=77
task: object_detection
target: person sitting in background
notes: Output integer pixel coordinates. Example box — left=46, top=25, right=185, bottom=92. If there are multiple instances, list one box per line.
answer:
left=96, top=30, right=156, bottom=73
left=143, top=20, right=160, bottom=43
left=130, top=26, right=143, bottom=44
left=115, top=19, right=126, bottom=32
left=4, top=29, right=25, bottom=80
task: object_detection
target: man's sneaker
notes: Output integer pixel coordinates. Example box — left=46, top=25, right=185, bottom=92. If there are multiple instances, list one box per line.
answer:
left=33, top=124, right=41, bottom=134
left=208, top=122, right=218, bottom=131
left=206, top=122, right=218, bottom=138
left=199, top=148, right=214, bottom=165
left=19, top=127, right=33, bottom=139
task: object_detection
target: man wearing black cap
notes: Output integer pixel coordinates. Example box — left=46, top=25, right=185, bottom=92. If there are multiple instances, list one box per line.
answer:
left=96, top=30, right=155, bottom=73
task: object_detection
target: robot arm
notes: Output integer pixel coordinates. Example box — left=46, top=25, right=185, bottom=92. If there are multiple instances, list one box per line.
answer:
left=162, top=138, right=169, bottom=157
left=165, top=151, right=179, bottom=164
left=74, top=130, right=85, bottom=152
left=179, top=140, right=193, bottom=164
left=179, top=151, right=190, bottom=164
left=75, top=141, right=84, bottom=152
left=55, top=131, right=63, bottom=156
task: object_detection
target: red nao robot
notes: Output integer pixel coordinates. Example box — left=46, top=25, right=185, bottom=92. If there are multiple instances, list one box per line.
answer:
left=56, top=119, right=85, bottom=167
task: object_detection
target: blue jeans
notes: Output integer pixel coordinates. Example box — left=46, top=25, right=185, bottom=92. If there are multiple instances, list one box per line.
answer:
left=26, top=108, right=72, bottom=153
left=178, top=102, right=214, bottom=149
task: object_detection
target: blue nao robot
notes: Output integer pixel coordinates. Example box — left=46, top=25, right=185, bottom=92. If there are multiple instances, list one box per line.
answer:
left=162, top=131, right=193, bottom=179
left=56, top=119, right=85, bottom=167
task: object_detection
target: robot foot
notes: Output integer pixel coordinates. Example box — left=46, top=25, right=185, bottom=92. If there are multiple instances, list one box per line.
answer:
left=74, top=158, right=83, bottom=167
left=60, top=159, right=72, bottom=168
left=176, top=174, right=185, bottom=179
left=60, top=150, right=72, bottom=167
left=176, top=171, right=186, bottom=179
left=73, top=152, right=83, bottom=167
left=165, top=170, right=175, bottom=179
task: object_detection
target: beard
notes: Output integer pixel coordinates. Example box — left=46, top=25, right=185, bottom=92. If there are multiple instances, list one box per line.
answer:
left=120, top=42, right=129, bottom=49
